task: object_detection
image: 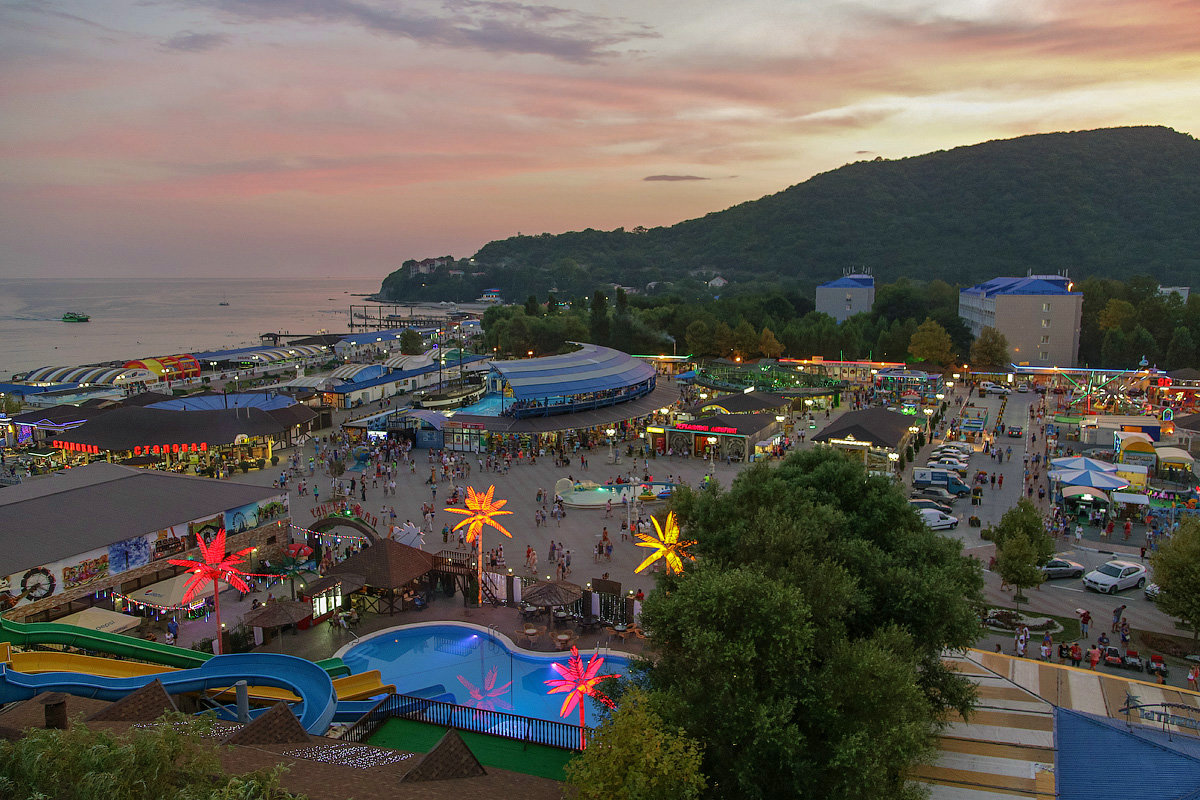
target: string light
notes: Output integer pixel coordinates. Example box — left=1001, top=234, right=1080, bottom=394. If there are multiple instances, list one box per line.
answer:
left=289, top=523, right=368, bottom=544
left=281, top=744, right=414, bottom=768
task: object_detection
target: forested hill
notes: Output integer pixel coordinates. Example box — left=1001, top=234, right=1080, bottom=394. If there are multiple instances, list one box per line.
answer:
left=468, top=126, right=1199, bottom=290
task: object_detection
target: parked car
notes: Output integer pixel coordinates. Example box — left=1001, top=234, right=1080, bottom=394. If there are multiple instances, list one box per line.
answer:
left=1082, top=560, right=1148, bottom=594
left=909, top=498, right=952, bottom=514
left=918, top=508, right=959, bottom=530
left=987, top=384, right=1012, bottom=395
left=927, top=460, right=968, bottom=474
left=1041, top=557, right=1084, bottom=579
left=932, top=445, right=972, bottom=458
left=1017, top=383, right=1030, bottom=393
left=911, top=486, right=958, bottom=503
left=1144, top=582, right=1160, bottom=602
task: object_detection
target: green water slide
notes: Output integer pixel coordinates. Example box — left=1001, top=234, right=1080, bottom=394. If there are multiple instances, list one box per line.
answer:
left=0, top=616, right=349, bottom=677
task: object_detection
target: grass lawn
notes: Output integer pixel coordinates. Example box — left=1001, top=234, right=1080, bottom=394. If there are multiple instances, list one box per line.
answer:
left=988, top=605, right=1082, bottom=642
left=367, top=717, right=575, bottom=781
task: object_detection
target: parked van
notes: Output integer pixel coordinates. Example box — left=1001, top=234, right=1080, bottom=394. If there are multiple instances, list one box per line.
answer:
left=912, top=467, right=971, bottom=496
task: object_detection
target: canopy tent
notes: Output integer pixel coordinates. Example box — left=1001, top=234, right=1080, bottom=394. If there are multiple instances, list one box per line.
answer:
left=125, top=573, right=196, bottom=609
left=56, top=607, right=142, bottom=634
left=1048, top=469, right=1130, bottom=490
left=1061, top=486, right=1110, bottom=503
left=1155, top=447, right=1195, bottom=466
left=1050, top=456, right=1118, bottom=472
left=489, top=343, right=655, bottom=401
left=1111, top=491, right=1150, bottom=506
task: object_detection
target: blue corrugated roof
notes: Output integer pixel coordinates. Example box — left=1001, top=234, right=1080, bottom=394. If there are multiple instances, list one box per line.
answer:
left=148, top=393, right=296, bottom=412
left=818, top=275, right=874, bottom=289
left=961, top=276, right=1078, bottom=298
left=330, top=354, right=489, bottom=394
left=1056, top=708, right=1200, bottom=800
left=490, top=344, right=655, bottom=401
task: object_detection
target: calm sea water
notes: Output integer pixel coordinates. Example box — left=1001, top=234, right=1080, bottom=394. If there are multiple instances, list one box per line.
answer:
left=0, top=277, right=385, bottom=379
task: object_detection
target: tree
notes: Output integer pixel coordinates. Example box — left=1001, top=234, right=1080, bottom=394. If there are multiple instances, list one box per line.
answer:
left=642, top=449, right=983, bottom=800
left=732, top=320, right=758, bottom=359
left=685, top=320, right=713, bottom=357
left=0, top=717, right=301, bottom=800
left=988, top=499, right=1055, bottom=563
left=399, top=328, right=423, bottom=355
left=1149, top=519, right=1200, bottom=648
left=1098, top=298, right=1136, bottom=332
left=712, top=321, right=734, bottom=358
left=759, top=327, right=784, bottom=359
left=1165, top=326, right=1197, bottom=369
left=564, top=688, right=707, bottom=800
left=590, top=291, right=611, bottom=345
left=969, top=326, right=1009, bottom=370
left=546, top=291, right=558, bottom=314
left=524, top=295, right=541, bottom=317
left=908, top=318, right=955, bottom=369
left=995, top=532, right=1044, bottom=610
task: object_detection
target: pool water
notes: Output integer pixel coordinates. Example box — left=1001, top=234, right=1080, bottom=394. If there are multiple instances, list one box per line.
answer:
left=455, top=392, right=504, bottom=416
left=340, top=623, right=629, bottom=726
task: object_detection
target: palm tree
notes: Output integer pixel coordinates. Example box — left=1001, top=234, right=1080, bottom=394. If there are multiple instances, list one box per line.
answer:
left=168, top=529, right=253, bottom=654
left=444, top=485, right=512, bottom=605
left=544, top=645, right=617, bottom=750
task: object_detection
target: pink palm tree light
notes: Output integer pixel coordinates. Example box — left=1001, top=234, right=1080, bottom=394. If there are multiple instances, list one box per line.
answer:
left=168, top=529, right=252, bottom=654
left=544, top=645, right=616, bottom=749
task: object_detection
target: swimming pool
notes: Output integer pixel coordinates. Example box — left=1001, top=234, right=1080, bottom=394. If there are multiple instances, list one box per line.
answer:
left=455, top=392, right=504, bottom=416
left=337, top=623, right=629, bottom=727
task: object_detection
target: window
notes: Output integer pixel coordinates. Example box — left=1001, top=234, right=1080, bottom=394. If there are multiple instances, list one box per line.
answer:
left=1039, top=351, right=1050, bottom=361
left=1042, top=302, right=1052, bottom=312
left=1040, top=335, right=1050, bottom=345
left=1041, top=319, right=1051, bottom=328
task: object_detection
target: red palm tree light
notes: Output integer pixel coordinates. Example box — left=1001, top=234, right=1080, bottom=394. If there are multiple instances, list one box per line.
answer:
left=457, top=666, right=513, bottom=713
left=445, top=485, right=512, bottom=604
left=634, top=511, right=696, bottom=575
left=168, top=529, right=253, bottom=654
left=544, top=645, right=616, bottom=749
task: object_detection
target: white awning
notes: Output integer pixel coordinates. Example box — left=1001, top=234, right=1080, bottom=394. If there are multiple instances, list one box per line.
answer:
left=126, top=573, right=196, bottom=609
left=1111, top=491, right=1150, bottom=506
left=57, top=607, right=142, bottom=634
left=1061, top=486, right=1109, bottom=502
left=1155, top=447, right=1194, bottom=464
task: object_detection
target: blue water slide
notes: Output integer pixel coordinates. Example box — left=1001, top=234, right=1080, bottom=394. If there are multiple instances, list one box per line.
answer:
left=0, top=653, right=336, bottom=734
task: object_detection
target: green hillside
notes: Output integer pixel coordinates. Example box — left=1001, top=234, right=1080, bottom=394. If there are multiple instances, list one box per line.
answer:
left=381, top=126, right=1200, bottom=301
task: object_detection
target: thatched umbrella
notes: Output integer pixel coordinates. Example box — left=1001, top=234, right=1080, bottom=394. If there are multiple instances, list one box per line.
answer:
left=242, top=600, right=312, bottom=651
left=522, top=580, right=583, bottom=628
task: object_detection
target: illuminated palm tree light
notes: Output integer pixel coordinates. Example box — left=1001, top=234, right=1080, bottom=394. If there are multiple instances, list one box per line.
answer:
left=445, top=485, right=512, bottom=604
left=544, top=645, right=616, bottom=749
left=168, top=529, right=252, bottom=654
left=634, top=511, right=696, bottom=575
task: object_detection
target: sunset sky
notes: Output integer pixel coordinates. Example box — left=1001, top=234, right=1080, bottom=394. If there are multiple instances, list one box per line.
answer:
left=2, top=0, right=1198, bottom=278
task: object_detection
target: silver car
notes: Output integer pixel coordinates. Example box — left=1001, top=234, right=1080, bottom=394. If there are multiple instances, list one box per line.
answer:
left=1082, top=560, right=1147, bottom=594
left=1040, top=557, right=1084, bottom=579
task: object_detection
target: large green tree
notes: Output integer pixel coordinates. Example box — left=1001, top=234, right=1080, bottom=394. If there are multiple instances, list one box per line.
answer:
left=399, top=329, right=424, bottom=355
left=1166, top=326, right=1197, bottom=369
left=995, top=532, right=1044, bottom=610
left=640, top=448, right=983, bottom=800
left=564, top=688, right=707, bottom=800
left=908, top=318, right=955, bottom=369
left=969, top=326, right=1010, bottom=370
left=1150, top=519, right=1200, bottom=648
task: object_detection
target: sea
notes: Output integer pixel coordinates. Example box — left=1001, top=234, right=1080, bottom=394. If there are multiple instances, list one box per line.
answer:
left=0, top=277, right=389, bottom=380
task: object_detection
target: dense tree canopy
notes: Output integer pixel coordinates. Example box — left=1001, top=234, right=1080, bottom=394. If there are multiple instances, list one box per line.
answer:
left=1150, top=519, right=1200, bottom=647
left=634, top=448, right=984, bottom=800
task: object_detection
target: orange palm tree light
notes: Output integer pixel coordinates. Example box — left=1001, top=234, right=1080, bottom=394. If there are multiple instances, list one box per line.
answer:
left=634, top=511, right=696, bottom=575
left=445, top=485, right=512, bottom=604
left=168, top=529, right=252, bottom=655
left=544, top=645, right=616, bottom=749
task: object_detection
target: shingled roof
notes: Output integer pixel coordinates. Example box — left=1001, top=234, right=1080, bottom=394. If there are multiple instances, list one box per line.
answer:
left=402, top=729, right=486, bottom=782
left=86, top=679, right=177, bottom=722
left=223, top=702, right=312, bottom=746
left=812, top=407, right=914, bottom=450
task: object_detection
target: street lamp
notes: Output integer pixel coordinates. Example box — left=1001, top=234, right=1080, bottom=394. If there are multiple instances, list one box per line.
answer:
left=923, top=406, right=934, bottom=435
left=888, top=451, right=900, bottom=471
left=606, top=428, right=616, bottom=463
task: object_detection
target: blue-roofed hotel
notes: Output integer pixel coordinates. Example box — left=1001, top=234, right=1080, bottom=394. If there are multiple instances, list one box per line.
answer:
left=959, top=274, right=1083, bottom=367
left=816, top=274, right=875, bottom=322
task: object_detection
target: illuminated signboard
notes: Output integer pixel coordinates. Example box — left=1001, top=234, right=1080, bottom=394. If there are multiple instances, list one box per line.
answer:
left=55, top=440, right=209, bottom=455
left=675, top=423, right=738, bottom=434
left=52, top=441, right=101, bottom=454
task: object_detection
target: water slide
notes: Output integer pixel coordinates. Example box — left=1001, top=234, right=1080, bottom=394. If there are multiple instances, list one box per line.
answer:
left=0, top=615, right=350, bottom=676
left=4, top=650, right=392, bottom=703
left=0, top=652, right=337, bottom=734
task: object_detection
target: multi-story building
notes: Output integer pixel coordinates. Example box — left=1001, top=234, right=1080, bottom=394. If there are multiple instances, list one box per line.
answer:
left=958, top=275, right=1083, bottom=367
left=816, top=274, right=875, bottom=323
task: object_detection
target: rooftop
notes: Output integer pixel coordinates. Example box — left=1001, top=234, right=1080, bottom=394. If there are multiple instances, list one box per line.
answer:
left=961, top=275, right=1079, bottom=298
left=818, top=275, right=875, bottom=289
left=0, top=462, right=281, bottom=575
left=489, top=344, right=655, bottom=401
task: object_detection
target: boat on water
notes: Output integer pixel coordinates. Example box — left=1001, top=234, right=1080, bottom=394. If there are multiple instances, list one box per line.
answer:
left=218, top=301, right=230, bottom=306
left=61, top=312, right=90, bottom=323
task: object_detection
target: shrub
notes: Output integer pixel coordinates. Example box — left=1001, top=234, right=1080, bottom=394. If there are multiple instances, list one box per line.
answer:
left=270, top=455, right=280, bottom=466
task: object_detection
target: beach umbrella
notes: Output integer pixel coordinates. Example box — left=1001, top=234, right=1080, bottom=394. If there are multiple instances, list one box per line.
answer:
left=1050, top=456, right=1117, bottom=472
left=286, top=543, right=314, bottom=559
left=1047, top=469, right=1129, bottom=490
left=242, top=600, right=312, bottom=651
left=522, top=580, right=583, bottom=608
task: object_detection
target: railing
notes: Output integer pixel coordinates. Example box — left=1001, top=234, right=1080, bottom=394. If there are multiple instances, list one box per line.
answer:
left=356, top=692, right=590, bottom=750
left=507, top=380, right=656, bottom=420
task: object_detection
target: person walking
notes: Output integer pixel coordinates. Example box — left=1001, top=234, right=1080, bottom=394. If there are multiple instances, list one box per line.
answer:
left=1087, top=644, right=1101, bottom=670
left=1112, top=605, right=1127, bottom=632
left=1079, top=610, right=1091, bottom=638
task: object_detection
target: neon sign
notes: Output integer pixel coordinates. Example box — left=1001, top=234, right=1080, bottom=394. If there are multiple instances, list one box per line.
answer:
left=53, top=440, right=100, bottom=454
left=676, top=423, right=738, bottom=434
left=132, top=443, right=207, bottom=455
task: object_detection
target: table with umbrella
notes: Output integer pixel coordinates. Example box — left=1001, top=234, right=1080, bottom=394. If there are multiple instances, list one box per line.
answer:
left=521, top=580, right=583, bottom=630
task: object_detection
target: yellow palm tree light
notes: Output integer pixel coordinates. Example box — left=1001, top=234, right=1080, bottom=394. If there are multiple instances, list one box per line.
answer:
left=634, top=511, right=696, bottom=575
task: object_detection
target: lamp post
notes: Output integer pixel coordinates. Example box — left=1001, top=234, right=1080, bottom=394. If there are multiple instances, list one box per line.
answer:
left=923, top=406, right=934, bottom=437
left=606, top=428, right=616, bottom=464
left=888, top=451, right=900, bottom=473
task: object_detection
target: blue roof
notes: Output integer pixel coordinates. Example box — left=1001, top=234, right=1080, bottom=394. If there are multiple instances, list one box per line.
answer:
left=148, top=393, right=297, bottom=412
left=490, top=344, right=655, bottom=401
left=330, top=354, right=489, bottom=394
left=0, top=383, right=58, bottom=396
left=337, top=328, right=432, bottom=347
left=1056, top=708, right=1200, bottom=800
left=818, top=275, right=875, bottom=289
left=961, top=276, right=1078, bottom=298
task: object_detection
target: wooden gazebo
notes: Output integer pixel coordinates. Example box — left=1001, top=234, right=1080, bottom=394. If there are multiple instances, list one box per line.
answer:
left=327, top=540, right=434, bottom=614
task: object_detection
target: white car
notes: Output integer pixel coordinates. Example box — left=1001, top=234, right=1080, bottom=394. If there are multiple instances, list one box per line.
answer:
left=919, top=508, right=959, bottom=530
left=986, top=385, right=1012, bottom=395
left=1017, top=383, right=1030, bottom=393
left=927, top=460, right=968, bottom=474
left=1082, top=560, right=1147, bottom=594
left=932, top=447, right=971, bottom=460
